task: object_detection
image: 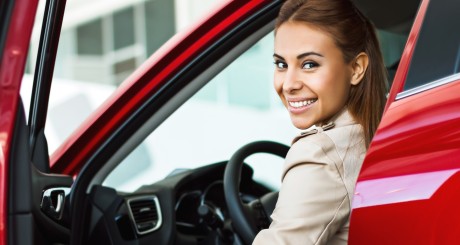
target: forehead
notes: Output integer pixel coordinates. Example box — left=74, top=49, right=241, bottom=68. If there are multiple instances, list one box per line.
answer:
left=274, top=22, right=338, bottom=56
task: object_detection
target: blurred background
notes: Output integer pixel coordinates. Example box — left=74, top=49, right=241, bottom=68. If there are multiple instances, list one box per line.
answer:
left=26, top=0, right=223, bottom=85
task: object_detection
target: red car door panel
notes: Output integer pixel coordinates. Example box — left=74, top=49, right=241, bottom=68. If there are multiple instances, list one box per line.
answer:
left=350, top=79, right=460, bottom=243
left=350, top=0, right=460, bottom=242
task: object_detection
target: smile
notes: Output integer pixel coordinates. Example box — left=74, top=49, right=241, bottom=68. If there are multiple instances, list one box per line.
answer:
left=288, top=99, right=317, bottom=108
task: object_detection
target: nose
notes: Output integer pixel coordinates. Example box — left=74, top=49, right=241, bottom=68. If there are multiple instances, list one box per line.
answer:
left=283, top=68, right=303, bottom=93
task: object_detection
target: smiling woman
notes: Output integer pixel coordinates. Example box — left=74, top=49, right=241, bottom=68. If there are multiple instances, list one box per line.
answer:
left=253, top=0, right=388, bottom=244
left=273, top=22, right=363, bottom=130
left=4, top=0, right=439, bottom=243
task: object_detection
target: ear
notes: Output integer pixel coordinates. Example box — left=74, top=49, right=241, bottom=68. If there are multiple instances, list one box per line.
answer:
left=350, top=52, right=369, bottom=85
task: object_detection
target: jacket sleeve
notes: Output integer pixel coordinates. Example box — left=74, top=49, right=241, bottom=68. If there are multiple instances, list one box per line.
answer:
left=253, top=135, right=349, bottom=245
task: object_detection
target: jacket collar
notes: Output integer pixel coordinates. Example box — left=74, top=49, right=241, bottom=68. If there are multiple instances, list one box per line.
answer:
left=292, top=108, right=357, bottom=144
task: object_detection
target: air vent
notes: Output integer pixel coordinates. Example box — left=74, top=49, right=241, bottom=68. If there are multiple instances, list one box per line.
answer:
left=127, top=196, right=162, bottom=235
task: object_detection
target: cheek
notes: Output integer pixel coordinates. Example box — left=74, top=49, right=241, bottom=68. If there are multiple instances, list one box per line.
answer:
left=273, top=73, right=284, bottom=97
left=320, top=72, right=351, bottom=106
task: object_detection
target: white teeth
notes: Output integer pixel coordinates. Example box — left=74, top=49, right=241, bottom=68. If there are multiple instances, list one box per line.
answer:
left=289, top=99, right=317, bottom=108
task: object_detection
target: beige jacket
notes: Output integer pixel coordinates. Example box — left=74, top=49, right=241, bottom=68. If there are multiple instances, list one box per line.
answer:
left=253, top=109, right=366, bottom=245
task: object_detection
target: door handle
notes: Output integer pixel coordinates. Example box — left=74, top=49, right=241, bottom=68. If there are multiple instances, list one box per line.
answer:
left=41, top=187, right=70, bottom=220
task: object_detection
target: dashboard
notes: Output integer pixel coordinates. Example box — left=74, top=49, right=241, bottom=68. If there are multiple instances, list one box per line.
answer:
left=85, top=162, right=273, bottom=244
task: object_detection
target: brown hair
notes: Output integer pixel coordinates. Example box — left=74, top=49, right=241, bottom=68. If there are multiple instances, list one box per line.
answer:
left=276, top=0, right=388, bottom=147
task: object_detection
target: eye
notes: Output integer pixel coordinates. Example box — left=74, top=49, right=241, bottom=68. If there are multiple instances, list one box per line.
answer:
left=274, top=60, right=287, bottom=70
left=302, top=61, right=318, bottom=70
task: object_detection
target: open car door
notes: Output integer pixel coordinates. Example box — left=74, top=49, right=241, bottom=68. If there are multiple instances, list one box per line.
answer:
left=1, top=0, right=73, bottom=244
left=350, top=0, right=460, bottom=243
left=2, top=0, right=283, bottom=244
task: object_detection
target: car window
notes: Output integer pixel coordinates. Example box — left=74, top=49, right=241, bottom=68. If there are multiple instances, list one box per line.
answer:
left=404, top=0, right=460, bottom=91
left=378, top=30, right=407, bottom=82
left=103, top=32, right=296, bottom=192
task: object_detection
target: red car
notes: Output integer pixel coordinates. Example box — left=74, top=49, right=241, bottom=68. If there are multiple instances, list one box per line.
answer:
left=1, top=0, right=459, bottom=244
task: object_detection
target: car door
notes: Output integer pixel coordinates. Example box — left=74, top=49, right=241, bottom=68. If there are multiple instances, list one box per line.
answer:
left=59, top=2, right=282, bottom=244
left=350, top=0, right=460, bottom=243
left=2, top=0, right=282, bottom=244
left=1, top=0, right=41, bottom=244
left=1, top=0, right=75, bottom=244
left=5, top=0, right=444, bottom=244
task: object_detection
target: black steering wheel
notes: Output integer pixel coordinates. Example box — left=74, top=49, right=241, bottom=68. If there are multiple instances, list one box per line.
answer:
left=224, top=141, right=289, bottom=244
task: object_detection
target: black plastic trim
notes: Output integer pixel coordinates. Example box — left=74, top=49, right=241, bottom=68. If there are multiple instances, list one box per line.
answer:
left=8, top=100, right=33, bottom=245
left=396, top=73, right=460, bottom=100
left=0, top=0, right=14, bottom=60
left=127, top=195, right=162, bottom=235
left=29, top=0, right=67, bottom=173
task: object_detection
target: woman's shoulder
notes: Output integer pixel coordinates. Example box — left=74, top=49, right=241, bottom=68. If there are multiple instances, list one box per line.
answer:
left=283, top=114, right=365, bottom=181
left=283, top=127, right=340, bottom=180
left=292, top=109, right=364, bottom=152
left=291, top=119, right=362, bottom=152
left=287, top=125, right=342, bottom=166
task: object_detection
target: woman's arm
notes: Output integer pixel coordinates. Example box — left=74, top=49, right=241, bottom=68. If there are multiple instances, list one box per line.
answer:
left=253, top=139, right=349, bottom=244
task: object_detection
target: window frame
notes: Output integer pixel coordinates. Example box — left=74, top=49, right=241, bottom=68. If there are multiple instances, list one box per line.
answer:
left=396, top=0, right=460, bottom=100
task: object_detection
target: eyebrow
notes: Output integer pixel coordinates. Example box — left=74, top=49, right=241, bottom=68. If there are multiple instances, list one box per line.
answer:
left=273, top=52, right=324, bottom=60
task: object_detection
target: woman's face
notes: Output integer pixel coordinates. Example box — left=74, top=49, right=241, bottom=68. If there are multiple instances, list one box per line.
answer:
left=274, top=22, right=354, bottom=129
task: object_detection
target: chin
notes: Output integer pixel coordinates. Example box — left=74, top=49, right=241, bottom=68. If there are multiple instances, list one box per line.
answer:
left=291, top=119, right=314, bottom=130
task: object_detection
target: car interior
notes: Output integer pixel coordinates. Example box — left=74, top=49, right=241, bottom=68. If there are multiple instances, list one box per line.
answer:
left=9, top=0, right=422, bottom=244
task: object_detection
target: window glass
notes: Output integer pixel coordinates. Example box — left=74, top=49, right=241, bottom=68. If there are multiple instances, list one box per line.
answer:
left=77, top=19, right=104, bottom=55
left=113, top=57, right=137, bottom=85
left=145, top=0, right=176, bottom=55
left=194, top=36, right=275, bottom=110
left=113, top=7, right=135, bottom=50
left=378, top=30, right=407, bottom=83
left=378, top=30, right=407, bottom=67
left=103, top=32, right=296, bottom=192
left=227, top=41, right=273, bottom=110
left=404, top=0, right=460, bottom=91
